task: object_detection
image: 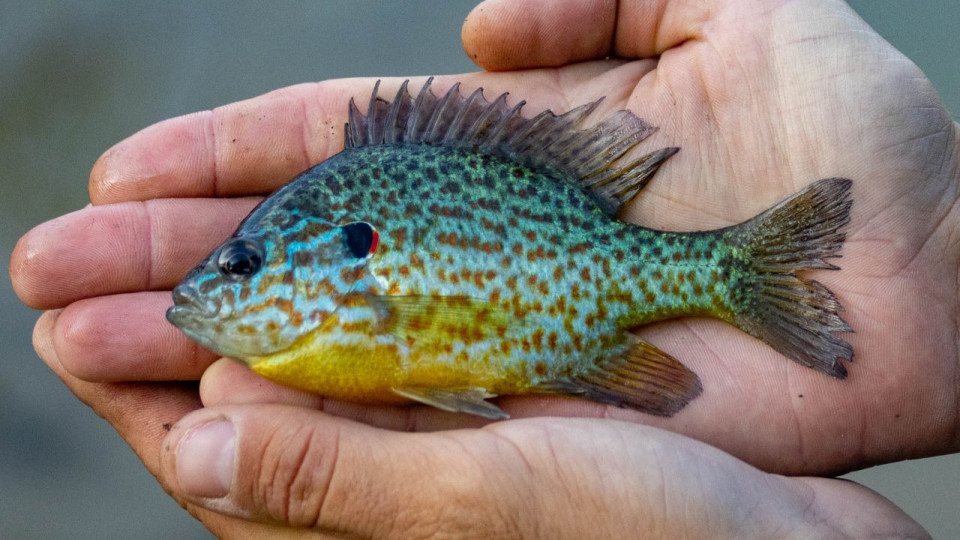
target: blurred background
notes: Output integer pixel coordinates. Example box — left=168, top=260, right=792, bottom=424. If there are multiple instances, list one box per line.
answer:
left=1, top=1, right=957, bottom=538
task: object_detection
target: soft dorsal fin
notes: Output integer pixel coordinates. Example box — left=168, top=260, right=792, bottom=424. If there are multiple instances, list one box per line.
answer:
left=344, top=78, right=678, bottom=215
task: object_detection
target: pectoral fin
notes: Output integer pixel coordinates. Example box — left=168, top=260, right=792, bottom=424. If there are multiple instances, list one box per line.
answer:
left=533, top=338, right=702, bottom=417
left=392, top=386, right=509, bottom=420
left=371, top=295, right=510, bottom=345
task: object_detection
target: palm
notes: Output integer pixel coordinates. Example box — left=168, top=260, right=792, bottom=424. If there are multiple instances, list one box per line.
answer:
left=608, top=2, right=960, bottom=472
left=509, top=3, right=960, bottom=472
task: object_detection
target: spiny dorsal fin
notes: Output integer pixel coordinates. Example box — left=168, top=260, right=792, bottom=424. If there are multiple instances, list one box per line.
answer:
left=344, top=78, right=678, bottom=215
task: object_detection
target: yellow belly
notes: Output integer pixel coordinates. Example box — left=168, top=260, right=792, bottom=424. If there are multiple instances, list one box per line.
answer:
left=246, top=317, right=529, bottom=403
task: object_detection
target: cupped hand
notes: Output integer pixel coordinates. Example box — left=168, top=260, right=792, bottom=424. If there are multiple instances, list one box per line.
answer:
left=33, top=327, right=930, bottom=538
left=10, top=0, right=959, bottom=536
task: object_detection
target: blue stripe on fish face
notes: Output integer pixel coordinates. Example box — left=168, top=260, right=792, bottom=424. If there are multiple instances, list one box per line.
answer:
left=168, top=220, right=379, bottom=360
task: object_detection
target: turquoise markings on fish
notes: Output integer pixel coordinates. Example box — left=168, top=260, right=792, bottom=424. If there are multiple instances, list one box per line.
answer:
left=167, top=78, right=854, bottom=419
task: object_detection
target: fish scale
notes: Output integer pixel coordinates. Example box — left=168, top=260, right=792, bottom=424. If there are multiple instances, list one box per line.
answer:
left=168, top=78, right=853, bottom=419
left=250, top=146, right=642, bottom=390
left=286, top=147, right=721, bottom=374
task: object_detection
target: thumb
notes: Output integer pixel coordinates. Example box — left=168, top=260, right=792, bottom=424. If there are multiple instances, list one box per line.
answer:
left=159, top=405, right=688, bottom=538
left=159, top=404, right=546, bottom=538
left=159, top=405, right=928, bottom=539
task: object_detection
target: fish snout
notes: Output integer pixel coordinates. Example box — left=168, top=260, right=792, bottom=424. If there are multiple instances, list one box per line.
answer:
left=168, top=283, right=218, bottom=323
left=172, top=283, right=201, bottom=306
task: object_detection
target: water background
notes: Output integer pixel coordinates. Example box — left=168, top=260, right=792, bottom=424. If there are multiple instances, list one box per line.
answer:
left=1, top=1, right=957, bottom=538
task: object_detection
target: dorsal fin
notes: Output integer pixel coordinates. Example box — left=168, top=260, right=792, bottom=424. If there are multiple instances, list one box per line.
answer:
left=344, top=78, right=678, bottom=214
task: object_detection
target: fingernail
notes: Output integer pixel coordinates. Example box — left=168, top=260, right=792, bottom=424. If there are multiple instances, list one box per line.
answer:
left=176, top=420, right=235, bottom=498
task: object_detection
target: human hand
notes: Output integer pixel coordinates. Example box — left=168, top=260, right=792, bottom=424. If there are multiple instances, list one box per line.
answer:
left=10, top=0, right=959, bottom=536
left=29, top=336, right=933, bottom=539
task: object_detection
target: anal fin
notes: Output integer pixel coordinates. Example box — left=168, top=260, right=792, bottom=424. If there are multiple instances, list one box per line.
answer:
left=392, top=387, right=510, bottom=420
left=534, top=339, right=702, bottom=417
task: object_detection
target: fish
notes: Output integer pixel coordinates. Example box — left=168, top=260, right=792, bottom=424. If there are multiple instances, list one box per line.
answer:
left=167, top=78, right=853, bottom=420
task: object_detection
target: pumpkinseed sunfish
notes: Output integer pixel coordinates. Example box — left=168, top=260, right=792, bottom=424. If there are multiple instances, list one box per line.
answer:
left=167, top=78, right=853, bottom=419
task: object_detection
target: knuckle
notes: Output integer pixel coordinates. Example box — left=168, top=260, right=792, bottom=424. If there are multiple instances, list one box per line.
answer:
left=253, top=423, right=338, bottom=528
left=51, top=302, right=105, bottom=380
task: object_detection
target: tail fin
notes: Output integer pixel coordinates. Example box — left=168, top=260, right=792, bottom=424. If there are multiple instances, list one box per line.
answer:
left=730, top=178, right=854, bottom=378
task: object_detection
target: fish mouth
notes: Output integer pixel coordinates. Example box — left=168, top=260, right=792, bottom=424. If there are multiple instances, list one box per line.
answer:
left=167, top=285, right=219, bottom=326
left=165, top=290, right=238, bottom=358
left=166, top=284, right=286, bottom=360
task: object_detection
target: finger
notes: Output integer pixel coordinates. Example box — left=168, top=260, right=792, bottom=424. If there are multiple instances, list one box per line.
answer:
left=798, top=477, right=933, bottom=539
left=87, top=71, right=632, bottom=206
left=199, top=355, right=623, bottom=432
left=160, top=408, right=928, bottom=538
left=89, top=82, right=341, bottom=204
left=199, top=356, right=505, bottom=430
left=11, top=197, right=258, bottom=310
left=159, top=404, right=551, bottom=536
left=89, top=77, right=424, bottom=204
left=35, top=310, right=332, bottom=538
left=200, top=357, right=324, bottom=409
left=462, top=0, right=618, bottom=70
left=53, top=292, right=217, bottom=382
left=33, top=309, right=202, bottom=471
left=462, top=0, right=712, bottom=70
left=200, top=359, right=490, bottom=431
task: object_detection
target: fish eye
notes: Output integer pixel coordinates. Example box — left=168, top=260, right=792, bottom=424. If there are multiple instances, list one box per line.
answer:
left=217, top=238, right=264, bottom=280
left=341, top=221, right=379, bottom=258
